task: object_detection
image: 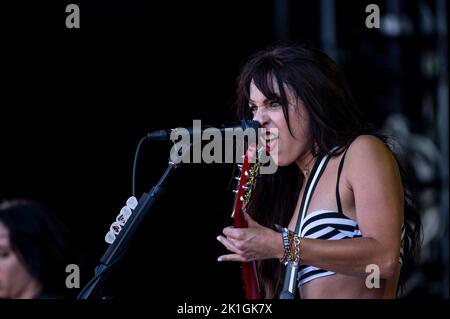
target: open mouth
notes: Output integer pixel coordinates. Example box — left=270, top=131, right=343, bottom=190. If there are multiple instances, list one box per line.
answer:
left=265, top=137, right=278, bottom=150
left=263, top=129, right=277, bottom=140
left=263, top=129, right=278, bottom=142
left=262, top=130, right=278, bottom=152
left=265, top=135, right=278, bottom=142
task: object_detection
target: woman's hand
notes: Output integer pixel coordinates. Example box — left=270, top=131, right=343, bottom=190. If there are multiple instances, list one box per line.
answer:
left=217, top=213, right=283, bottom=262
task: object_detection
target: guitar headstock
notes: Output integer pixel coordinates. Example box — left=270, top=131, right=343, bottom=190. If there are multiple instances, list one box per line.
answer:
left=105, top=196, right=138, bottom=244
left=230, top=147, right=264, bottom=299
left=232, top=146, right=262, bottom=219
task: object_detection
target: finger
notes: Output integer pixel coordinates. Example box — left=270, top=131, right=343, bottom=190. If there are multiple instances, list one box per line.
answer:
left=217, top=253, right=246, bottom=262
left=217, top=235, right=243, bottom=255
left=223, top=227, right=245, bottom=240
left=246, top=144, right=257, bottom=160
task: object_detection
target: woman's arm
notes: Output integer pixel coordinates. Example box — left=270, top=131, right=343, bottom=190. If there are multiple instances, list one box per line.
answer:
left=218, top=135, right=404, bottom=279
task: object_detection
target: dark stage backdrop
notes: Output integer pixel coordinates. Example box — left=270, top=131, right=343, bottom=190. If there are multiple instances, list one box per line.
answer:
left=1, top=0, right=281, bottom=299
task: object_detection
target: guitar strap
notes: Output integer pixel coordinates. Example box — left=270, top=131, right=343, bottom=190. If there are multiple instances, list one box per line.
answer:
left=279, top=147, right=337, bottom=299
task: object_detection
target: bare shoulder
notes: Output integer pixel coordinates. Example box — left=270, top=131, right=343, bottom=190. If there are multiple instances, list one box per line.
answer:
left=344, top=134, right=400, bottom=181
left=349, top=134, right=390, bottom=153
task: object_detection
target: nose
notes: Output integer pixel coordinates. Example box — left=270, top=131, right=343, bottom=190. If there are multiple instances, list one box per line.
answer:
left=252, top=107, right=270, bottom=128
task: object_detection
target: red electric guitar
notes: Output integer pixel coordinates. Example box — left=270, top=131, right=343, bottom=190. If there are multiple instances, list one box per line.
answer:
left=231, top=146, right=261, bottom=299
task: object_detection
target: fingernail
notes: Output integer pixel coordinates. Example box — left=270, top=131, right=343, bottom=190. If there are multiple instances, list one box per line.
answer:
left=216, top=236, right=221, bottom=241
left=217, top=257, right=222, bottom=262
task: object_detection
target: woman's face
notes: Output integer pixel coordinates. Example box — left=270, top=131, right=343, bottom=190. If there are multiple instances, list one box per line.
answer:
left=249, top=81, right=312, bottom=167
left=0, top=222, right=41, bottom=299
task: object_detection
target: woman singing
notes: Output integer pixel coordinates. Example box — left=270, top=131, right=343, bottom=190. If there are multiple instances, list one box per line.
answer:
left=216, top=44, right=421, bottom=299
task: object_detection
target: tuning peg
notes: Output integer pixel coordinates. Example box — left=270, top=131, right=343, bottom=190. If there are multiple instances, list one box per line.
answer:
left=235, top=176, right=240, bottom=180
left=244, top=171, right=249, bottom=176
left=232, top=189, right=239, bottom=194
left=240, top=196, right=245, bottom=201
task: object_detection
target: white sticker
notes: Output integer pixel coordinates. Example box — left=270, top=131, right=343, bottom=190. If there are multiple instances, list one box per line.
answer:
left=126, top=196, right=138, bottom=210
left=105, top=230, right=116, bottom=244
left=110, top=221, right=122, bottom=235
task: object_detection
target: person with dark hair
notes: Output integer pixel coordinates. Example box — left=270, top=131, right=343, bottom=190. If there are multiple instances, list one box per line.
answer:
left=216, top=44, right=421, bottom=298
left=0, top=199, right=73, bottom=299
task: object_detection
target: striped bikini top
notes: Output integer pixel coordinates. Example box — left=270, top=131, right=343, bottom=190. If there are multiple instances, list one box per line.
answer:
left=294, top=146, right=405, bottom=286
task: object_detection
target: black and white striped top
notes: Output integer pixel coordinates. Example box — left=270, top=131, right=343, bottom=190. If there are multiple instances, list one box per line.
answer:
left=297, top=212, right=406, bottom=286
left=295, top=146, right=405, bottom=287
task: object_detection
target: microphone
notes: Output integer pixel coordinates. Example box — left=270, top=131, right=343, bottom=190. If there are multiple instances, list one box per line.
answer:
left=147, top=120, right=261, bottom=141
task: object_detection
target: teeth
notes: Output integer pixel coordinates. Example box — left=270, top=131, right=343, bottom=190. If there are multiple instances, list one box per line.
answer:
left=262, top=136, right=278, bottom=143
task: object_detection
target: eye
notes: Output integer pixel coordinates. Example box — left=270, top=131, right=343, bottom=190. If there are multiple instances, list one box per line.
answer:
left=0, top=250, right=10, bottom=258
left=269, top=101, right=281, bottom=108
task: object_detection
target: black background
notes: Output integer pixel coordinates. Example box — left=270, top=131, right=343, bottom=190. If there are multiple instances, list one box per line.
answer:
left=1, top=0, right=281, bottom=299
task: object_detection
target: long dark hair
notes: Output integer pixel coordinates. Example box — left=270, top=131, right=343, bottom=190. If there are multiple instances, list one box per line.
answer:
left=0, top=199, right=75, bottom=297
left=235, top=44, right=421, bottom=298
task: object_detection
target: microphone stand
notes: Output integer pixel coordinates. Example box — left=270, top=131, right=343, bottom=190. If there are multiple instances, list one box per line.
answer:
left=78, top=156, right=182, bottom=299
